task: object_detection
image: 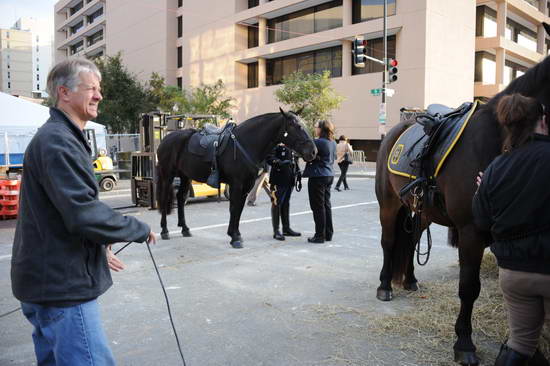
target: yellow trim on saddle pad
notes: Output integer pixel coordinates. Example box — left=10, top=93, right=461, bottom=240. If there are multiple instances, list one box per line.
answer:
left=387, top=100, right=480, bottom=179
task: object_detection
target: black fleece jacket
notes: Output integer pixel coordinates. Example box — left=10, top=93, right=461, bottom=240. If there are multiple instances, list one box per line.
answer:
left=11, top=108, right=150, bottom=306
left=472, top=133, right=550, bottom=274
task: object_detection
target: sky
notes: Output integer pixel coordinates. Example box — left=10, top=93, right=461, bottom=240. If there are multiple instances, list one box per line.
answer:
left=0, top=0, right=57, bottom=35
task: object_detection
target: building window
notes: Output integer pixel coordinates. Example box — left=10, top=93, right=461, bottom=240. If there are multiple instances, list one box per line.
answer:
left=36, top=45, right=39, bottom=52
left=247, top=62, right=258, bottom=88
left=248, top=24, right=259, bottom=48
left=37, top=74, right=40, bottom=81
left=178, top=16, right=183, bottom=38
left=266, top=46, right=342, bottom=86
left=7, top=42, right=9, bottom=49
left=87, top=7, right=104, bottom=24
left=248, top=0, right=259, bottom=8
left=6, top=31, right=9, bottom=38
left=177, top=46, right=182, bottom=68
left=87, top=29, right=104, bottom=46
left=178, top=0, right=183, bottom=7
left=70, top=40, right=84, bottom=55
left=352, top=35, right=396, bottom=75
left=37, top=84, right=40, bottom=90
left=352, top=0, right=396, bottom=24
left=36, top=35, right=39, bottom=42
left=7, top=64, right=10, bottom=69
left=70, top=1, right=84, bottom=16
left=7, top=72, right=10, bottom=79
left=474, top=51, right=527, bottom=85
left=7, top=82, right=10, bottom=89
left=268, top=0, right=342, bottom=43
left=70, top=20, right=84, bottom=35
left=177, top=77, right=182, bottom=89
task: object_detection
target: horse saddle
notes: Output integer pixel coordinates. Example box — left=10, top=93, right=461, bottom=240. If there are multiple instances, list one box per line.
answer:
left=188, top=123, right=235, bottom=163
left=388, top=100, right=479, bottom=181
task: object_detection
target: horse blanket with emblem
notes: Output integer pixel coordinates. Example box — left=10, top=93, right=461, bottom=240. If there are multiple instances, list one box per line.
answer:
left=388, top=100, right=479, bottom=179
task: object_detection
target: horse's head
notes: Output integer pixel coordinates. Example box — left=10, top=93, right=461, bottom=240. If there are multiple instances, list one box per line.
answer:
left=278, top=107, right=317, bottom=161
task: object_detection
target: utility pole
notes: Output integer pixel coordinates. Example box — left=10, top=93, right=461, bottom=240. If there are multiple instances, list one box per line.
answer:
left=380, top=0, right=387, bottom=139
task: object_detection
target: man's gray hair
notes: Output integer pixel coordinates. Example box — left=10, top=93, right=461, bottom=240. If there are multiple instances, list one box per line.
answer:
left=46, top=58, right=102, bottom=106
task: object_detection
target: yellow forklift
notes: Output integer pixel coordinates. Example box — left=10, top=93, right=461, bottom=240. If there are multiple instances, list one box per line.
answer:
left=130, top=112, right=228, bottom=209
left=84, top=129, right=118, bottom=192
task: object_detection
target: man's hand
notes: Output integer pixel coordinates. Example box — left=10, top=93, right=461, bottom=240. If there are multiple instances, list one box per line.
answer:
left=106, top=245, right=125, bottom=272
left=475, top=171, right=484, bottom=187
left=147, top=231, right=157, bottom=245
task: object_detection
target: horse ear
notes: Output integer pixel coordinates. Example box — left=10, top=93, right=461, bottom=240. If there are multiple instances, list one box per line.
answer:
left=295, top=106, right=304, bottom=116
left=544, top=22, right=550, bottom=37
left=279, top=107, right=290, bottom=119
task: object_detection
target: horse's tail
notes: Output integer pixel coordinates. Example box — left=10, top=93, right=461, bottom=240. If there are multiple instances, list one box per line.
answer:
left=391, top=206, right=415, bottom=285
left=156, top=130, right=195, bottom=216
left=447, top=227, right=459, bottom=247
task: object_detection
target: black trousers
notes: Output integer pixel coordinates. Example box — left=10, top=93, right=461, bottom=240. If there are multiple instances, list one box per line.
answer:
left=335, top=162, right=350, bottom=189
left=307, top=176, right=334, bottom=239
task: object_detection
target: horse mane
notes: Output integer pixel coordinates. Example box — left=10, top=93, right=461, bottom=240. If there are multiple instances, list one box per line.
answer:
left=488, top=54, right=550, bottom=108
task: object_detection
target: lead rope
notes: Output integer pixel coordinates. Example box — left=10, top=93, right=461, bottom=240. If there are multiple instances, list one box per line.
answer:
left=116, top=241, right=187, bottom=366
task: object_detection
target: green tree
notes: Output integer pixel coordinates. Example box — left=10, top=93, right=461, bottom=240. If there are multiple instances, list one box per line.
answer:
left=180, top=79, right=234, bottom=118
left=94, top=54, right=153, bottom=133
left=275, top=71, right=345, bottom=132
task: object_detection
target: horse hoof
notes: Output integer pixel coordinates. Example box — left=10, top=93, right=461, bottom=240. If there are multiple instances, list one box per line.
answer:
left=161, top=232, right=170, bottom=240
left=181, top=230, right=192, bottom=237
left=230, top=240, right=243, bottom=249
left=404, top=281, right=418, bottom=291
left=454, top=350, right=480, bottom=365
left=376, top=288, right=393, bottom=301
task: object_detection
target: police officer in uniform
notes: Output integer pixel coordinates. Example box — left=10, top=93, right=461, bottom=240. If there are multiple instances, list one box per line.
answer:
left=267, top=143, right=301, bottom=240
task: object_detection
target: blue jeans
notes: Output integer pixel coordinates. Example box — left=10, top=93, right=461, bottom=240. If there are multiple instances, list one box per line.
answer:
left=21, top=299, right=116, bottom=366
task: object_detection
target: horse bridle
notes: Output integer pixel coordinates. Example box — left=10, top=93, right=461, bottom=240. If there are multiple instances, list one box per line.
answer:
left=279, top=113, right=310, bottom=157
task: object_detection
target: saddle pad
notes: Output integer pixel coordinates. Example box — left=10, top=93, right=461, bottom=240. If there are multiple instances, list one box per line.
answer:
left=388, top=100, right=479, bottom=179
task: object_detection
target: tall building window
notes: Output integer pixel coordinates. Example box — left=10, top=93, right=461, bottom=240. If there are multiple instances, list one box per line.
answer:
left=87, top=7, right=104, bottom=24
left=37, top=74, right=40, bottom=81
left=248, top=0, right=259, bottom=8
left=7, top=82, right=10, bottom=89
left=88, top=29, right=104, bottom=46
left=7, top=72, right=10, bottom=79
left=37, top=84, right=40, bottom=90
left=6, top=31, right=9, bottom=38
left=247, top=62, right=258, bottom=88
left=352, top=0, right=396, bottom=24
left=71, top=21, right=84, bottom=35
left=248, top=24, right=259, bottom=48
left=177, top=46, right=182, bottom=68
left=70, top=40, right=84, bottom=55
left=178, top=0, right=183, bottom=7
left=352, top=35, right=396, bottom=75
left=178, top=16, right=183, bottom=38
left=177, top=77, right=182, bottom=89
left=268, top=0, right=342, bottom=43
left=7, top=42, right=9, bottom=49
left=70, top=1, right=84, bottom=16
left=266, top=46, right=342, bottom=86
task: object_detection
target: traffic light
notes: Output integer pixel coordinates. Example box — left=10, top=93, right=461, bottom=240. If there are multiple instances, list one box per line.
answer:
left=388, top=58, right=398, bottom=83
left=353, top=36, right=367, bottom=68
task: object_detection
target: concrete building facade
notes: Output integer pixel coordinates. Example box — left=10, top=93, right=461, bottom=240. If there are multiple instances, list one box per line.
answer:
left=54, top=0, right=106, bottom=61
left=13, top=17, right=54, bottom=97
left=182, top=0, right=550, bottom=154
left=54, top=0, right=183, bottom=85
left=0, top=29, right=33, bottom=97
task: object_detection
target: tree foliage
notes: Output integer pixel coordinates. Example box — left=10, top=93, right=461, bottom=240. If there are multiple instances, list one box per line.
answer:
left=275, top=71, right=345, bottom=132
left=149, top=76, right=234, bottom=118
left=94, top=54, right=153, bottom=133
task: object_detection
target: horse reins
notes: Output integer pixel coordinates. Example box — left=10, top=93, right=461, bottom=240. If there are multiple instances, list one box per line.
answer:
left=116, top=241, right=188, bottom=366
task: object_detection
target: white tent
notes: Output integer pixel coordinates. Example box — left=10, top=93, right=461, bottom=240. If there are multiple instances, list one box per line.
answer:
left=0, top=92, right=107, bottom=166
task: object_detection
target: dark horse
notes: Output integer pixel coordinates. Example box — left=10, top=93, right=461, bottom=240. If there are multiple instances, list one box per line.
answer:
left=375, top=53, right=550, bottom=363
left=156, top=109, right=317, bottom=249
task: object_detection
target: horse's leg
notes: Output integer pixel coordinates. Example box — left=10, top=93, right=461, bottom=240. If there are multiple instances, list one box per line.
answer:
left=376, top=202, right=403, bottom=301
left=161, top=211, right=169, bottom=240
left=227, top=184, right=247, bottom=248
left=177, top=177, right=192, bottom=237
left=453, top=225, right=484, bottom=366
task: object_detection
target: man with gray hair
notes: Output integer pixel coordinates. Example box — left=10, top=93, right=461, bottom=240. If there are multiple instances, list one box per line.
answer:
left=11, top=58, right=156, bottom=365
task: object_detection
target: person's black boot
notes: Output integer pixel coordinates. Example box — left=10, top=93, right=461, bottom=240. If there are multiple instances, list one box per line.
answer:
left=281, top=203, right=301, bottom=236
left=271, top=206, right=285, bottom=241
left=529, top=349, right=550, bottom=366
left=494, top=344, right=529, bottom=366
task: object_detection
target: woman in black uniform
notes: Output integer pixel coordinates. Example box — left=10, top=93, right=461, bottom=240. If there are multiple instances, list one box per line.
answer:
left=267, top=143, right=301, bottom=241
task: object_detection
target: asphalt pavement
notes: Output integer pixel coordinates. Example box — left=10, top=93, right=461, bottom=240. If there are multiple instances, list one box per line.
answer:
left=0, top=175, right=463, bottom=366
